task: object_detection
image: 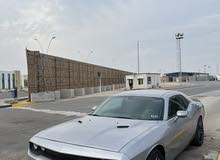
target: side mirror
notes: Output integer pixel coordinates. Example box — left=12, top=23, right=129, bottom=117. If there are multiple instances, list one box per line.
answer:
left=176, top=110, right=188, bottom=118
left=92, top=106, right=98, bottom=112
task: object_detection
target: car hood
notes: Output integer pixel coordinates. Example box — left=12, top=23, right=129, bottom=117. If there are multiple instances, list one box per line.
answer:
left=35, top=116, right=158, bottom=152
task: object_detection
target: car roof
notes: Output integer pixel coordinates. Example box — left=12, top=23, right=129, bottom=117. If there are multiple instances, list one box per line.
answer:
left=113, top=89, right=176, bottom=98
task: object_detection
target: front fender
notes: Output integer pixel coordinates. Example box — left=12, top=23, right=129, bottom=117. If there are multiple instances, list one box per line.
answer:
left=120, top=121, right=167, bottom=160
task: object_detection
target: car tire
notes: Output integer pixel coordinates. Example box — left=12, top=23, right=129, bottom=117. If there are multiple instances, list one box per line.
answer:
left=192, top=117, right=204, bottom=146
left=146, top=149, right=165, bottom=160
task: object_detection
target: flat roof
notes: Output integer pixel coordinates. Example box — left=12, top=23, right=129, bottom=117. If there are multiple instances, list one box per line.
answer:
left=164, top=72, right=209, bottom=77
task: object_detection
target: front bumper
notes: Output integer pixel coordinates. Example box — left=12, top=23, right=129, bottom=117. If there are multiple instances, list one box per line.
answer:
left=28, top=136, right=129, bottom=160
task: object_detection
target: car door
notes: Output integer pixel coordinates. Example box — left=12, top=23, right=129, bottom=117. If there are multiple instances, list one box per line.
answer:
left=166, top=95, right=191, bottom=158
left=174, top=95, right=198, bottom=139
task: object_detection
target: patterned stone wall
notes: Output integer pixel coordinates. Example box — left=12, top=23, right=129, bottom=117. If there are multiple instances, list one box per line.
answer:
left=26, top=50, right=131, bottom=94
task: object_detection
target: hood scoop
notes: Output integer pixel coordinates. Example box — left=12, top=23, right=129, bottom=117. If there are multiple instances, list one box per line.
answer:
left=78, top=120, right=83, bottom=124
left=117, top=125, right=129, bottom=128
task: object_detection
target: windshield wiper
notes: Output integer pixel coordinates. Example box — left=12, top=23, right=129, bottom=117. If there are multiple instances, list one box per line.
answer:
left=91, top=114, right=102, bottom=117
left=91, top=114, right=135, bottom=119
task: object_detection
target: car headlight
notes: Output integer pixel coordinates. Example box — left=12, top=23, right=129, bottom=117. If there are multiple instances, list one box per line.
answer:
left=29, top=142, right=46, bottom=156
left=33, top=143, right=38, bottom=150
left=40, top=146, right=45, bottom=151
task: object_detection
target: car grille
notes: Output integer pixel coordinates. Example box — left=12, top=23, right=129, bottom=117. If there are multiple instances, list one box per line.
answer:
left=29, top=142, right=103, bottom=160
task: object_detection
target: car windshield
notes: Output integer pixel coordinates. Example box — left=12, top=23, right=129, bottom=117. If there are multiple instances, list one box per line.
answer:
left=92, top=96, right=164, bottom=120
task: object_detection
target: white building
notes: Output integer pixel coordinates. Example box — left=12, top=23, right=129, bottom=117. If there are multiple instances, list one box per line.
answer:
left=0, top=70, right=21, bottom=90
left=126, top=73, right=161, bottom=90
left=217, top=74, right=220, bottom=81
left=20, top=75, right=28, bottom=89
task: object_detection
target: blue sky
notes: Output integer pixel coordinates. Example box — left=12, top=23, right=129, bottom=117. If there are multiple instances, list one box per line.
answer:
left=0, top=0, right=220, bottom=74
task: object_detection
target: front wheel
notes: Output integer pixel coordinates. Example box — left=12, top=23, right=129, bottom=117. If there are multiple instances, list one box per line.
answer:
left=192, top=117, right=204, bottom=146
left=146, top=149, right=165, bottom=160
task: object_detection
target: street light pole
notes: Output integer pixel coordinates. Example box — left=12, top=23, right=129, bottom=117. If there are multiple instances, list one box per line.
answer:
left=175, top=33, right=184, bottom=82
left=34, top=38, right=43, bottom=53
left=97, top=72, right=102, bottom=93
left=46, top=36, right=56, bottom=53
left=137, top=40, right=140, bottom=74
left=203, top=65, right=207, bottom=73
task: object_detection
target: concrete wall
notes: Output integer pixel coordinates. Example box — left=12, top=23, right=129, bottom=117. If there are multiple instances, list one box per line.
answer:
left=31, top=91, right=61, bottom=102
left=160, top=82, right=193, bottom=88
left=60, top=89, right=75, bottom=99
left=31, top=83, right=125, bottom=102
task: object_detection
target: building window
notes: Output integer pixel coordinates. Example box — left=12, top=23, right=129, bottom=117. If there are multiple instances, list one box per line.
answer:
left=138, top=78, right=143, bottom=85
left=2, top=73, right=5, bottom=89
left=8, top=74, right=11, bottom=89
left=24, top=79, right=28, bottom=87
left=12, top=74, right=15, bottom=89
left=147, top=77, right=151, bottom=84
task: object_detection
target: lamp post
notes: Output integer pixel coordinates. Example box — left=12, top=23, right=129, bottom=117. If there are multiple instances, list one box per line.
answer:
left=85, top=50, right=94, bottom=62
left=46, top=36, right=56, bottom=53
left=175, top=33, right=184, bottom=82
left=137, top=40, right=140, bottom=74
left=34, top=38, right=43, bottom=53
left=203, top=65, right=211, bottom=81
left=98, top=72, right=102, bottom=93
left=203, top=65, right=207, bottom=73
left=203, top=65, right=211, bottom=73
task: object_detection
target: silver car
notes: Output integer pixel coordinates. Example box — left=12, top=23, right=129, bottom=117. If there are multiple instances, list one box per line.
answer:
left=28, top=90, right=205, bottom=160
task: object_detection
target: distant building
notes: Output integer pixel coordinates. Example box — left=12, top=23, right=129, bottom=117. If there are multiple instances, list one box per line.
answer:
left=0, top=70, right=21, bottom=90
left=126, top=73, right=161, bottom=90
left=162, top=72, right=209, bottom=82
left=20, top=75, right=28, bottom=89
left=216, top=74, right=220, bottom=81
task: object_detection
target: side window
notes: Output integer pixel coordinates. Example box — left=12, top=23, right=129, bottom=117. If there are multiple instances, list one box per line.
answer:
left=168, top=97, right=186, bottom=119
left=179, top=95, right=189, bottom=108
left=147, top=77, right=151, bottom=84
left=172, top=95, right=189, bottom=110
left=138, top=78, right=143, bottom=85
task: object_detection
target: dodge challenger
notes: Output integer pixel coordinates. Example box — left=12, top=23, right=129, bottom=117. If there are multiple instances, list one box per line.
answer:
left=28, top=89, right=204, bottom=160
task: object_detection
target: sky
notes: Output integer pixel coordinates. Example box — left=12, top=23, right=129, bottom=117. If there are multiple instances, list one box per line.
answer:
left=0, top=0, right=220, bottom=75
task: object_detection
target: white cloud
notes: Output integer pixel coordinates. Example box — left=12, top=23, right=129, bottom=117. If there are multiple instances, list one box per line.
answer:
left=0, top=0, right=220, bottom=75
left=0, top=0, right=66, bottom=73
left=0, top=0, right=64, bottom=46
left=175, top=14, right=220, bottom=36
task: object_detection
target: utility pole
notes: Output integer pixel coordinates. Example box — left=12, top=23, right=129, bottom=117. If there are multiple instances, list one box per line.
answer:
left=34, top=38, right=43, bottom=53
left=217, top=64, right=219, bottom=74
left=137, top=40, right=140, bottom=74
left=203, top=65, right=207, bottom=73
left=46, top=36, right=56, bottom=53
left=175, top=33, right=184, bottom=82
left=98, top=72, right=102, bottom=93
